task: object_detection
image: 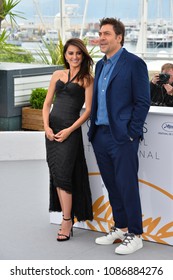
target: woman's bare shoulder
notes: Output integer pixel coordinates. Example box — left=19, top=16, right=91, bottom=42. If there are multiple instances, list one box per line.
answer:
left=52, top=69, right=68, bottom=81
left=83, top=74, right=94, bottom=88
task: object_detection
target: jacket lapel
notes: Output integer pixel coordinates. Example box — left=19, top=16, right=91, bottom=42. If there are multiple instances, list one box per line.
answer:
left=108, top=48, right=127, bottom=86
left=95, top=61, right=103, bottom=81
left=94, top=60, right=103, bottom=93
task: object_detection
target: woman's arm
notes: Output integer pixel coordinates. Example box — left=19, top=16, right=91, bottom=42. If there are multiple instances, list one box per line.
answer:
left=42, top=71, right=59, bottom=140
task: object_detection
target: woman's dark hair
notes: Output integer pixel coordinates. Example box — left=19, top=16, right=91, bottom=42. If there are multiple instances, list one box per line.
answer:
left=99, top=17, right=125, bottom=46
left=63, top=38, right=94, bottom=85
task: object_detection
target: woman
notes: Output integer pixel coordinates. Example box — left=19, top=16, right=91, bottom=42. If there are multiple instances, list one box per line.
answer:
left=42, top=38, right=94, bottom=242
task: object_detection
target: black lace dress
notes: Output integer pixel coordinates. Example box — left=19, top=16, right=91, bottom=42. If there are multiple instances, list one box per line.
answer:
left=45, top=74, right=93, bottom=221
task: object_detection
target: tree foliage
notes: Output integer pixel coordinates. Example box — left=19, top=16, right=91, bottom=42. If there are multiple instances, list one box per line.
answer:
left=0, top=0, right=34, bottom=63
left=0, top=0, right=24, bottom=29
left=37, top=34, right=65, bottom=66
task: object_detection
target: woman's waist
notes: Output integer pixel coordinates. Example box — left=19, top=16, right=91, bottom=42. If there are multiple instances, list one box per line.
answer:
left=49, top=114, right=79, bottom=127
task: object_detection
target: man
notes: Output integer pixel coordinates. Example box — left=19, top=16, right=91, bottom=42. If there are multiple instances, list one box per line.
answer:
left=150, top=63, right=173, bottom=106
left=88, top=17, right=150, bottom=255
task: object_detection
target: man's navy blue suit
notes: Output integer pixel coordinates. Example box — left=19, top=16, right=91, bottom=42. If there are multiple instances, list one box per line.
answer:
left=88, top=48, right=150, bottom=234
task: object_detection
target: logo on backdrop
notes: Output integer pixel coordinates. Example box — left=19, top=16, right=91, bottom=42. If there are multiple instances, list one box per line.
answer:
left=162, top=122, right=173, bottom=133
left=139, top=121, right=160, bottom=160
left=158, top=121, right=173, bottom=136
left=143, top=121, right=148, bottom=134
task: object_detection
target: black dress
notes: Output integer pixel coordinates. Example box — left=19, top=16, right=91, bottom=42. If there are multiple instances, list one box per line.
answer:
left=46, top=74, right=93, bottom=221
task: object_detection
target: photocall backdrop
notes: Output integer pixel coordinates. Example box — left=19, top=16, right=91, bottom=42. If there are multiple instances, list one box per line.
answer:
left=50, top=110, right=173, bottom=246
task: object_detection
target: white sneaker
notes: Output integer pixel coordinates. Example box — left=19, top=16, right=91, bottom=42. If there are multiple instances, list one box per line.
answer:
left=95, top=227, right=126, bottom=245
left=115, top=233, right=143, bottom=254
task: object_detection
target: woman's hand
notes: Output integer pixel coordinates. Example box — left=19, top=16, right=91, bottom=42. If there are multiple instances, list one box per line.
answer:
left=54, top=128, right=72, bottom=142
left=45, top=127, right=55, bottom=141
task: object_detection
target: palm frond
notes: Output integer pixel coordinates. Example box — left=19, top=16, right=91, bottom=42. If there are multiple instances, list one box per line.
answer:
left=1, top=0, right=25, bottom=26
left=36, top=33, right=65, bottom=66
left=36, top=44, right=51, bottom=65
left=0, top=29, right=9, bottom=42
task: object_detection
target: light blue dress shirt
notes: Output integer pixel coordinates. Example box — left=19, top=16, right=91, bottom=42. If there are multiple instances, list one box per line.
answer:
left=96, top=48, right=124, bottom=125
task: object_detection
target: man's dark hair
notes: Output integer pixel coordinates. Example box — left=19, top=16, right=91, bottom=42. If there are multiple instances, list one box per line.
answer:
left=99, top=17, right=125, bottom=46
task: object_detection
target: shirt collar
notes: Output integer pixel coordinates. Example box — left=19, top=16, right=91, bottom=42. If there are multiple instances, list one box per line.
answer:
left=102, top=47, right=124, bottom=65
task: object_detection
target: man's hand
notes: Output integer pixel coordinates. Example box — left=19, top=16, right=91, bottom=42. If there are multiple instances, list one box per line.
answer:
left=163, top=83, right=173, bottom=96
left=151, top=73, right=159, bottom=84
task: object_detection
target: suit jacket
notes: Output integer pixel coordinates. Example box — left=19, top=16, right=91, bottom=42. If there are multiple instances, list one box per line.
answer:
left=88, top=48, right=150, bottom=144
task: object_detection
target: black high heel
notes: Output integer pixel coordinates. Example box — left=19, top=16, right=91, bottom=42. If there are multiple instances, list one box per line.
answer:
left=57, top=218, right=73, bottom=242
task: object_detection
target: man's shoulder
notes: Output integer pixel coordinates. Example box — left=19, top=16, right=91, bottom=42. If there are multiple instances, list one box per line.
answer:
left=96, top=58, right=103, bottom=65
left=123, top=48, right=142, bottom=61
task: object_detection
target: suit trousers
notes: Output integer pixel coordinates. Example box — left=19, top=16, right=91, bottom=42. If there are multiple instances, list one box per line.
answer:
left=91, top=125, right=143, bottom=235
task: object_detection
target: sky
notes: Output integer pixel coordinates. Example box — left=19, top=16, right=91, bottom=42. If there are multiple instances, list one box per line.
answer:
left=15, top=0, right=172, bottom=24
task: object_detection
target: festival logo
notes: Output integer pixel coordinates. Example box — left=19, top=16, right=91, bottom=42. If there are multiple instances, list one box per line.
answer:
left=162, top=122, right=173, bottom=132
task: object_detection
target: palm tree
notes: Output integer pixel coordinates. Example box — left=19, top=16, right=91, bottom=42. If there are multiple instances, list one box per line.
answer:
left=0, top=0, right=23, bottom=30
left=0, top=0, right=23, bottom=45
left=0, top=0, right=35, bottom=63
left=0, top=0, right=4, bottom=30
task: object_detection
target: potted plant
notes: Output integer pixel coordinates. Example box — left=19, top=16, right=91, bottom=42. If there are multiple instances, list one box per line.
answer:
left=22, top=87, right=47, bottom=131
